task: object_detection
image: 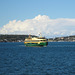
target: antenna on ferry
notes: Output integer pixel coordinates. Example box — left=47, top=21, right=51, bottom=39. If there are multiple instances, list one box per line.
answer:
left=38, top=32, right=42, bottom=37
left=28, top=33, right=31, bottom=39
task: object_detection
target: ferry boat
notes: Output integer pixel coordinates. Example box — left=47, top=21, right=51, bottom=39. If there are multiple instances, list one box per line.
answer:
left=24, top=35, right=48, bottom=47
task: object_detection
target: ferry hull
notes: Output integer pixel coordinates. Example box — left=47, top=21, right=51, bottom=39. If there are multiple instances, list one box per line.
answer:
left=24, top=42, right=48, bottom=47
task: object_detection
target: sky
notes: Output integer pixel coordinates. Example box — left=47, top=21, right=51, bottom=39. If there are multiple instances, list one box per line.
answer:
left=0, top=0, right=75, bottom=38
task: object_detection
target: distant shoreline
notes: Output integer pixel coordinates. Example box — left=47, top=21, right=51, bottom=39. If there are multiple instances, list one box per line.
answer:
left=0, top=34, right=75, bottom=42
left=0, top=35, right=37, bottom=42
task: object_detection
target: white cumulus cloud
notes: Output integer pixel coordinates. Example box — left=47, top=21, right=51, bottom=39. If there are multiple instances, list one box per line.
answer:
left=0, top=15, right=75, bottom=38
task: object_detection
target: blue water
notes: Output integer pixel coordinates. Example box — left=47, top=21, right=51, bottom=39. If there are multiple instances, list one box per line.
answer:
left=0, top=42, right=75, bottom=75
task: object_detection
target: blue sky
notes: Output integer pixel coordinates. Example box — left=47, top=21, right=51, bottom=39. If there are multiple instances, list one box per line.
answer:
left=0, top=0, right=75, bottom=26
left=0, top=0, right=75, bottom=37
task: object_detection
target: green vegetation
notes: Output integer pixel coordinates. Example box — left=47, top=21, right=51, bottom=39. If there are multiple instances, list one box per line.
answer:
left=0, top=34, right=37, bottom=42
left=0, top=34, right=75, bottom=42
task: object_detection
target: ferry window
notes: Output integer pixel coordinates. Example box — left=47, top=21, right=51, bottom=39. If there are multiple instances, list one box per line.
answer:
left=41, top=40, right=46, bottom=41
left=32, top=43, right=34, bottom=44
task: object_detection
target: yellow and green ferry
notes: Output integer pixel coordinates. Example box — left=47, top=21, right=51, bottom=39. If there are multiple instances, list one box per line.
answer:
left=24, top=36, right=48, bottom=47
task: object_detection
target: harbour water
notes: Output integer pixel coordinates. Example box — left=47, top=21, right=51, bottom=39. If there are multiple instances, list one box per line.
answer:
left=0, top=42, right=75, bottom=75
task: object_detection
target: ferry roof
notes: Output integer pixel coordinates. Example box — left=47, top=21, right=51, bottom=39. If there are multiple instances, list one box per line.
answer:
left=25, top=37, right=47, bottom=41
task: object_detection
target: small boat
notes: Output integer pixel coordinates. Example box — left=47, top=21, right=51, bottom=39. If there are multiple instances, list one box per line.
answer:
left=24, top=35, right=48, bottom=47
